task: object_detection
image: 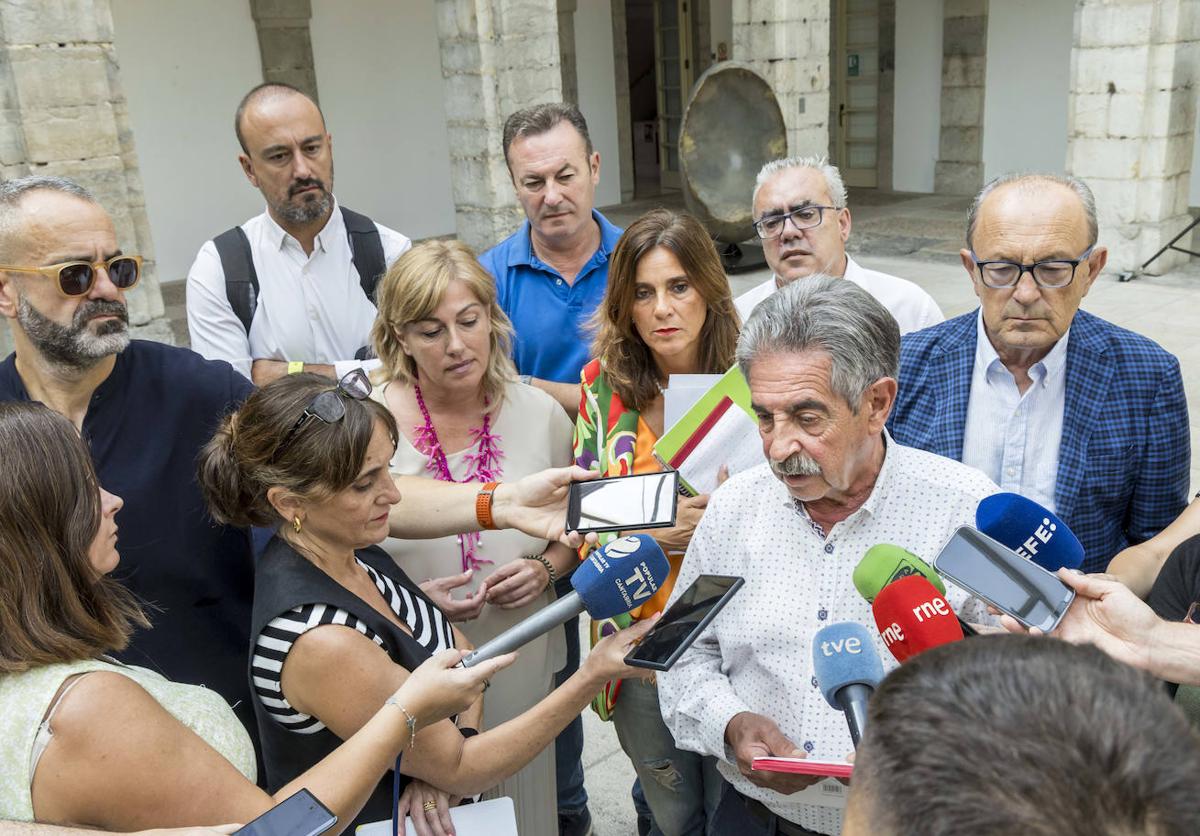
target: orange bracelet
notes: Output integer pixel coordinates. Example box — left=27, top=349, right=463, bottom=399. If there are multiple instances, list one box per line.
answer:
left=476, top=481, right=500, bottom=530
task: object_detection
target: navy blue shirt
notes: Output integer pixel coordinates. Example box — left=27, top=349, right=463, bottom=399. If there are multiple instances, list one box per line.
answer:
left=480, top=210, right=623, bottom=383
left=0, top=341, right=257, bottom=746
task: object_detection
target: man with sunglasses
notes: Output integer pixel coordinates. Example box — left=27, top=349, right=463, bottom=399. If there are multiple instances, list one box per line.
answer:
left=0, top=175, right=261, bottom=759
left=736, top=156, right=942, bottom=334
left=889, top=172, right=1189, bottom=573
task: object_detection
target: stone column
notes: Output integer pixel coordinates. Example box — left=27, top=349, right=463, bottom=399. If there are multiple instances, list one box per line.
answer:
left=557, top=0, right=578, bottom=105
left=611, top=0, right=634, bottom=202
left=732, top=0, right=831, bottom=157
left=435, top=0, right=564, bottom=252
left=1067, top=0, right=1200, bottom=274
left=250, top=0, right=318, bottom=100
left=933, top=0, right=988, bottom=195
left=0, top=0, right=169, bottom=354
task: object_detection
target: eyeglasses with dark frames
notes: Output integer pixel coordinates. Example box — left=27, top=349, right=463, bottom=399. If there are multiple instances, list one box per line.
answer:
left=752, top=205, right=839, bottom=240
left=970, top=246, right=1094, bottom=289
left=274, top=368, right=373, bottom=459
left=0, top=255, right=142, bottom=297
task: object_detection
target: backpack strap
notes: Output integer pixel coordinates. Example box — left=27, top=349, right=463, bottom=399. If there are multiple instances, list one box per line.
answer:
left=213, top=226, right=258, bottom=335
left=340, top=206, right=386, bottom=303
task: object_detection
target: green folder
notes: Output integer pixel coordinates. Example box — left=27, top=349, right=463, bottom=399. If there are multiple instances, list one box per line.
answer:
left=653, top=365, right=756, bottom=496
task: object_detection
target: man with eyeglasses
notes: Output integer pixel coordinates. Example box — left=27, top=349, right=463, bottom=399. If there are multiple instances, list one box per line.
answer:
left=0, top=175, right=261, bottom=758
left=889, top=172, right=1189, bottom=573
left=736, top=156, right=942, bottom=334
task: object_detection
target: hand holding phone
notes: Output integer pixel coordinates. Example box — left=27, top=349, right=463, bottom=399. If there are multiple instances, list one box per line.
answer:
left=624, top=574, right=744, bottom=671
left=934, top=526, right=1075, bottom=633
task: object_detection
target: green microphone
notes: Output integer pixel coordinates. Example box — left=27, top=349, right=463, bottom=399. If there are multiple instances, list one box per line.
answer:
left=853, top=543, right=977, bottom=637
left=852, top=543, right=946, bottom=603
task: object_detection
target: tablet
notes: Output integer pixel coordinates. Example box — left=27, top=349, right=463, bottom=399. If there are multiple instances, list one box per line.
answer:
left=624, top=574, right=744, bottom=671
left=752, top=757, right=854, bottom=780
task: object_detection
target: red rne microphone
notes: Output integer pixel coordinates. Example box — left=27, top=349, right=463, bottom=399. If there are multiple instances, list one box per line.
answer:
left=871, top=575, right=964, bottom=663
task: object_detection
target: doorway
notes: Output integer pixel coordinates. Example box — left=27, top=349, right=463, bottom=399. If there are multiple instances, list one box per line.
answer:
left=832, top=0, right=880, bottom=188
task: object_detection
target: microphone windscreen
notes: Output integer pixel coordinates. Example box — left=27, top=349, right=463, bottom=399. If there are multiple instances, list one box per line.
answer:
left=572, top=535, right=671, bottom=619
left=811, top=622, right=885, bottom=709
left=871, top=575, right=964, bottom=663
left=852, top=543, right=946, bottom=603
left=975, top=493, right=1084, bottom=572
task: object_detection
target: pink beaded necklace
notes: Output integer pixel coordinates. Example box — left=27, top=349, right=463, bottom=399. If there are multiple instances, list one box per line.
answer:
left=411, top=382, right=504, bottom=572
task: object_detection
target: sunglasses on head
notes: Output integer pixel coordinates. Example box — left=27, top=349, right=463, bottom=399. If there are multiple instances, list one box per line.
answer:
left=274, top=368, right=374, bottom=458
left=0, top=255, right=142, bottom=297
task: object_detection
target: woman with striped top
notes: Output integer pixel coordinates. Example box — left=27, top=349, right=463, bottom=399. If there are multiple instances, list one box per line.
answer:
left=0, top=401, right=508, bottom=833
left=198, top=372, right=658, bottom=835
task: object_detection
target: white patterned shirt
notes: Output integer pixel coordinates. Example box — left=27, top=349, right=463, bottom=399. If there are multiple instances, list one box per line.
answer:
left=961, top=309, right=1068, bottom=512
left=733, top=256, right=944, bottom=334
left=657, top=436, right=999, bottom=835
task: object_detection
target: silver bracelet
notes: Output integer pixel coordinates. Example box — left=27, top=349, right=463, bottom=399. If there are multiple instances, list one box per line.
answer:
left=519, top=374, right=533, bottom=386
left=523, top=553, right=557, bottom=589
left=385, top=695, right=418, bottom=750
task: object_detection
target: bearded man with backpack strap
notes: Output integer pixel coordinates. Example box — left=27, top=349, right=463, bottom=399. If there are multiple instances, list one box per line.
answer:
left=186, top=82, right=410, bottom=384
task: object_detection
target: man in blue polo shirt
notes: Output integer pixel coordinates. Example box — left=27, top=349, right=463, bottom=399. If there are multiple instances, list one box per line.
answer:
left=481, top=102, right=622, bottom=836
left=0, top=176, right=260, bottom=764
left=481, top=102, right=622, bottom=419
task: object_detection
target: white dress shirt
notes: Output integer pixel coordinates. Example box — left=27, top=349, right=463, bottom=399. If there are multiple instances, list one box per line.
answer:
left=734, top=256, right=944, bottom=335
left=961, top=310, right=1068, bottom=512
left=186, top=199, right=411, bottom=379
left=657, top=436, right=998, bottom=835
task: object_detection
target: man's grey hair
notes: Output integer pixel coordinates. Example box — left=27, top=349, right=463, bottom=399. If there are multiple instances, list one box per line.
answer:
left=966, top=172, right=1098, bottom=249
left=0, top=176, right=97, bottom=261
left=502, top=102, right=594, bottom=168
left=752, top=155, right=848, bottom=213
left=737, top=275, right=900, bottom=411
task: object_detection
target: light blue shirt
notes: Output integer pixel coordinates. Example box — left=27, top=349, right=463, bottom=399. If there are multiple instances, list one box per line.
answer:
left=961, top=310, right=1069, bottom=510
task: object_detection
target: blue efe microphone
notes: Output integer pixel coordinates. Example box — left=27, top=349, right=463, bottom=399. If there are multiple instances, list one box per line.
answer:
left=460, top=535, right=669, bottom=667
left=976, top=493, right=1084, bottom=572
left=812, top=622, right=885, bottom=746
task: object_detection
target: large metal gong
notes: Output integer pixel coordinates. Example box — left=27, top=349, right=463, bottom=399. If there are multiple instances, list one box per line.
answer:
left=679, top=61, right=787, bottom=244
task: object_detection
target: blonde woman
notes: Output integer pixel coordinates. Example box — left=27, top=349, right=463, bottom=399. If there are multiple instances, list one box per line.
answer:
left=368, top=240, right=578, bottom=836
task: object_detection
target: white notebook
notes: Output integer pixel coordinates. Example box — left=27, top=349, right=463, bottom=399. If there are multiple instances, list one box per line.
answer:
left=355, top=797, right=518, bottom=836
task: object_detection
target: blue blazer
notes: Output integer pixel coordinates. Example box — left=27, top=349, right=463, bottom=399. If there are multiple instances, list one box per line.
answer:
left=888, top=309, right=1190, bottom=572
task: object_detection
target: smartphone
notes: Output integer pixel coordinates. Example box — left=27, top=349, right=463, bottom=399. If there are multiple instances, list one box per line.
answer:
left=752, top=757, right=854, bottom=780
left=624, top=574, right=744, bottom=671
left=233, top=788, right=337, bottom=836
left=566, top=471, right=680, bottom=534
left=933, top=526, right=1075, bottom=633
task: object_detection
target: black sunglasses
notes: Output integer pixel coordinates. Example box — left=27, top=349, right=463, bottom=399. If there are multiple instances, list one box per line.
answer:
left=274, top=369, right=373, bottom=458
left=0, top=255, right=142, bottom=297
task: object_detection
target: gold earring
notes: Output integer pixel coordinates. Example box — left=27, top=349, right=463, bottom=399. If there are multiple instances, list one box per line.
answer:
left=293, top=516, right=302, bottom=534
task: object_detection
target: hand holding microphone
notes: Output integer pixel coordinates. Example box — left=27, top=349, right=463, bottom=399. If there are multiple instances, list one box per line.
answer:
left=871, top=575, right=964, bottom=663
left=853, top=544, right=977, bottom=636
left=460, top=534, right=669, bottom=667
left=976, top=492, right=1084, bottom=572
left=812, top=622, right=885, bottom=747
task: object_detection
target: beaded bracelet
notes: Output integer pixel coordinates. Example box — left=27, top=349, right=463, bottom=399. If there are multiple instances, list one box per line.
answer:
left=523, top=553, right=558, bottom=590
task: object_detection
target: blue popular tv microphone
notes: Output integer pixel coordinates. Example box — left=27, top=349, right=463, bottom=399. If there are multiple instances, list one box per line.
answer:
left=976, top=493, right=1084, bottom=572
left=460, top=535, right=669, bottom=667
left=812, top=622, right=885, bottom=746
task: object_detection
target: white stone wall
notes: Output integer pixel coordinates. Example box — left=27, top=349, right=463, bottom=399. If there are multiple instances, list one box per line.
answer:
left=310, top=0, right=457, bottom=241
left=110, top=0, right=263, bottom=284
left=981, top=0, right=1073, bottom=181
left=893, top=0, right=944, bottom=193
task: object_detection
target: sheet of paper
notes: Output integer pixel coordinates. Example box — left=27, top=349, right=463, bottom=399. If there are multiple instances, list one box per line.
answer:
left=677, top=405, right=763, bottom=494
left=356, top=797, right=518, bottom=836
left=664, top=374, right=723, bottom=431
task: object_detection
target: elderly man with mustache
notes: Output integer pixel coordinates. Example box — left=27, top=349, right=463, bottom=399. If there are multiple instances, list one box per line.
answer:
left=186, top=82, right=411, bottom=384
left=657, top=276, right=999, bottom=836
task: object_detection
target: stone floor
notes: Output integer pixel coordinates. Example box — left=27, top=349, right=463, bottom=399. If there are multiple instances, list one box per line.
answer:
left=161, top=190, right=1200, bottom=835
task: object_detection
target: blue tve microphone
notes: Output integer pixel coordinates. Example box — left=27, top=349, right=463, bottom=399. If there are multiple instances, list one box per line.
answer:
left=460, top=535, right=669, bottom=667
left=976, top=493, right=1084, bottom=572
left=812, top=622, right=885, bottom=746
